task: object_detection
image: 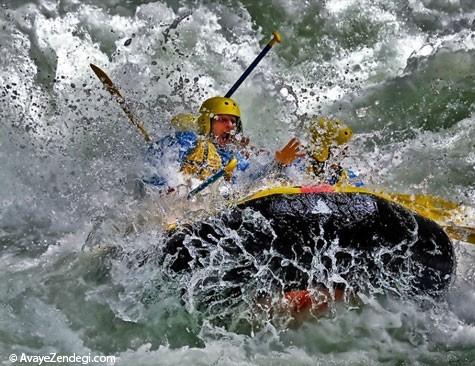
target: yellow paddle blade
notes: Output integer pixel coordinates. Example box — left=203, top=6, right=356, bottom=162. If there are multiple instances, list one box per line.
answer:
left=443, top=225, right=475, bottom=245
left=335, top=185, right=458, bottom=223
left=335, top=184, right=475, bottom=244
left=379, top=192, right=458, bottom=224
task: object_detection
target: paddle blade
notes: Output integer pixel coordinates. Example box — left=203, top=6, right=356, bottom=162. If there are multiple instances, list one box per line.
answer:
left=444, top=225, right=475, bottom=245
left=90, top=63, right=123, bottom=99
left=90, top=63, right=151, bottom=142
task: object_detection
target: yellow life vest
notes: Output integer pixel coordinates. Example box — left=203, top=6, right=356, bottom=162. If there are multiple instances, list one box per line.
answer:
left=180, top=138, right=223, bottom=180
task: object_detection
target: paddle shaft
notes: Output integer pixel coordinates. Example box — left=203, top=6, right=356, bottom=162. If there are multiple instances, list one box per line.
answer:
left=188, top=158, right=238, bottom=199
left=90, top=64, right=151, bottom=142
left=188, top=170, right=225, bottom=199
left=225, top=32, right=281, bottom=98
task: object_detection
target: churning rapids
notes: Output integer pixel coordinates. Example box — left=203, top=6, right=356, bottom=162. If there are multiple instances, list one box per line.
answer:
left=1, top=1, right=475, bottom=365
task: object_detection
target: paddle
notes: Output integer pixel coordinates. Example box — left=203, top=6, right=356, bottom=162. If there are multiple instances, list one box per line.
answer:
left=393, top=194, right=475, bottom=245
left=188, top=158, right=238, bottom=199
left=90, top=63, right=151, bottom=142
left=443, top=225, right=475, bottom=245
left=382, top=192, right=475, bottom=245
left=225, top=32, right=281, bottom=98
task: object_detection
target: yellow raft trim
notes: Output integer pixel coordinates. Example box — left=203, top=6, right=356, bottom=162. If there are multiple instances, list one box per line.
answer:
left=238, top=186, right=303, bottom=204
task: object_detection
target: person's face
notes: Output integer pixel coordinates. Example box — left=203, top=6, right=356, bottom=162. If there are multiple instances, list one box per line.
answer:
left=211, top=114, right=237, bottom=146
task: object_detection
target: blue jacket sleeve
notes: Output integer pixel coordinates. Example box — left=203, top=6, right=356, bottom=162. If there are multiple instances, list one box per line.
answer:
left=142, top=132, right=198, bottom=188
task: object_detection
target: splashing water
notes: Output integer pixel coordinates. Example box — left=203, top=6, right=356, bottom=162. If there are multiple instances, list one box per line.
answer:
left=1, top=0, right=475, bottom=365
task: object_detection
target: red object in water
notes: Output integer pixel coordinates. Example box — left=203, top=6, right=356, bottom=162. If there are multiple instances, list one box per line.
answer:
left=284, top=290, right=313, bottom=312
left=300, top=184, right=335, bottom=194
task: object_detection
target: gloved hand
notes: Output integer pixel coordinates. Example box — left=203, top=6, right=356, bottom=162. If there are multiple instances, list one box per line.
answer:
left=275, top=137, right=305, bottom=166
left=223, top=158, right=238, bottom=181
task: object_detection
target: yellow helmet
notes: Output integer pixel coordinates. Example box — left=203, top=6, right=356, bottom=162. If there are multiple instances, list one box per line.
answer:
left=197, top=96, right=241, bottom=135
left=308, top=117, right=353, bottom=162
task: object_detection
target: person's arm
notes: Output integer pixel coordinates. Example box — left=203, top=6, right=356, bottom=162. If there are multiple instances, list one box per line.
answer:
left=275, top=137, right=305, bottom=166
left=142, top=132, right=197, bottom=192
left=233, top=137, right=305, bottom=184
left=142, top=136, right=173, bottom=189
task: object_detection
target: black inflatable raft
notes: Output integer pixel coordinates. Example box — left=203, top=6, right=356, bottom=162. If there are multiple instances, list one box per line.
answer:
left=162, top=186, right=455, bottom=298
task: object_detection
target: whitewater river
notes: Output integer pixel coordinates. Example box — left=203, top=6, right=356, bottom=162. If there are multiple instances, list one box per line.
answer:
left=1, top=0, right=474, bottom=365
